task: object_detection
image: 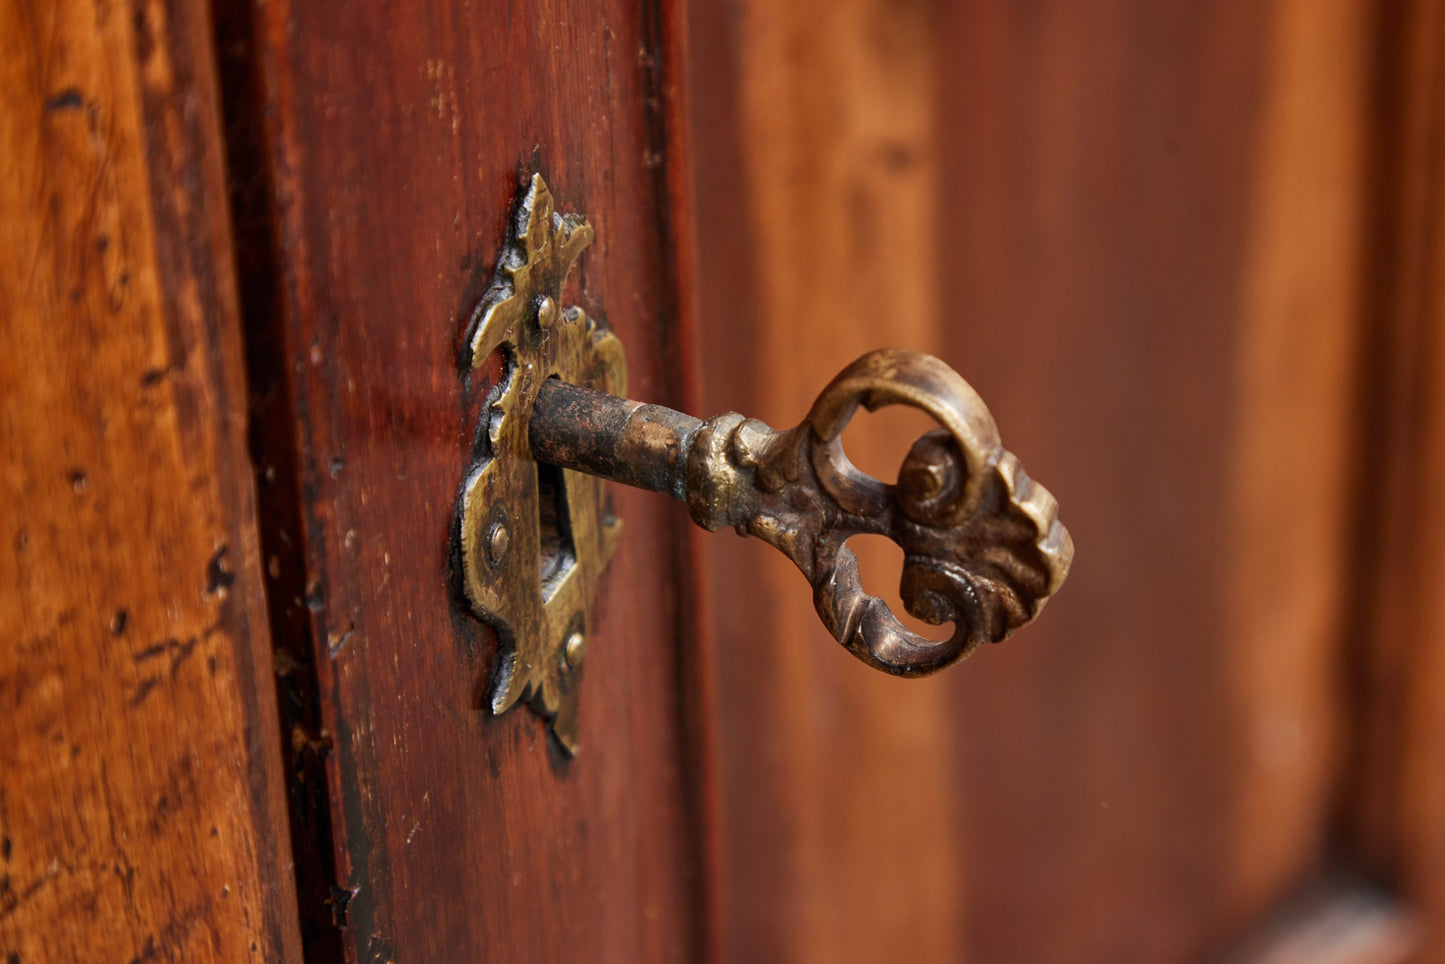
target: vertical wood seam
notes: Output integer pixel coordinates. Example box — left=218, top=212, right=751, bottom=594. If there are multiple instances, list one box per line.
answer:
left=204, top=0, right=347, bottom=958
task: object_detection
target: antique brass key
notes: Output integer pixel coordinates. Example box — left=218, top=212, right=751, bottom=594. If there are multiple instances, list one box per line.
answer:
left=455, top=174, right=1072, bottom=753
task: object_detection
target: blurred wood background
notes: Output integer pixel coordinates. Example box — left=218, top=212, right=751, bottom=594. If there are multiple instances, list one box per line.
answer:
left=690, top=0, right=1445, bottom=961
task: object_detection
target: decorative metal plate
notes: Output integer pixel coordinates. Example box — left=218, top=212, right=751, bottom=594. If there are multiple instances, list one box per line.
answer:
left=455, top=174, right=625, bottom=754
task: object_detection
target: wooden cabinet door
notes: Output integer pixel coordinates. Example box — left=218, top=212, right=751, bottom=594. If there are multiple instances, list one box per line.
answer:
left=218, top=1, right=711, bottom=960
left=10, top=0, right=1445, bottom=962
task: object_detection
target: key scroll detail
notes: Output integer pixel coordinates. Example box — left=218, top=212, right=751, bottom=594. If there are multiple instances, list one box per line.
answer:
left=683, top=349, right=1073, bottom=674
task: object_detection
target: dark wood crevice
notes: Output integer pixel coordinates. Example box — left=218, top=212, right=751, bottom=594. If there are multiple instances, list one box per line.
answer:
left=638, top=0, right=721, bottom=958
left=205, top=0, right=347, bottom=958
left=1336, top=0, right=1445, bottom=943
left=1332, top=0, right=1414, bottom=890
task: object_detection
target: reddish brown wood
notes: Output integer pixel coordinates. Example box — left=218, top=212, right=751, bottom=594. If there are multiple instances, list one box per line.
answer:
left=223, top=0, right=711, bottom=958
left=691, top=1, right=969, bottom=959
left=1346, top=1, right=1445, bottom=959
left=691, top=0, right=1378, bottom=960
left=0, top=0, right=302, bottom=959
left=935, top=3, right=1374, bottom=958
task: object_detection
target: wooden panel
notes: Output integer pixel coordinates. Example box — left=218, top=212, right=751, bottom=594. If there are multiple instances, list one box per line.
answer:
left=692, top=0, right=1375, bottom=960
left=225, top=0, right=710, bottom=958
left=0, top=0, right=301, bottom=961
left=1347, top=0, right=1445, bottom=959
left=938, top=3, right=1371, bottom=957
left=691, top=2, right=963, bottom=961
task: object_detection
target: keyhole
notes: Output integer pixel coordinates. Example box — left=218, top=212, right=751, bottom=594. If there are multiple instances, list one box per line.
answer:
left=536, top=462, right=576, bottom=598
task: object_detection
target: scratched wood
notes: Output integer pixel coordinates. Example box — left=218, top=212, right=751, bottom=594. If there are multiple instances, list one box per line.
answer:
left=691, top=0, right=1381, bottom=960
left=221, top=0, right=710, bottom=958
left=0, top=0, right=302, bottom=961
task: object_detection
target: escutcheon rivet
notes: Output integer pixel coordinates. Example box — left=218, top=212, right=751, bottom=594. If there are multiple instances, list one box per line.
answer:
left=564, top=631, right=586, bottom=667
left=485, top=519, right=510, bottom=567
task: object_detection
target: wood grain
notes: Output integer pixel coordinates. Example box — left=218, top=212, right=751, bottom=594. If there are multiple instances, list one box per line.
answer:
left=223, top=0, right=711, bottom=958
left=0, top=0, right=302, bottom=960
left=1346, top=1, right=1445, bottom=959
left=934, top=0, right=1371, bottom=956
left=692, top=0, right=1376, bottom=960
left=692, top=1, right=963, bottom=961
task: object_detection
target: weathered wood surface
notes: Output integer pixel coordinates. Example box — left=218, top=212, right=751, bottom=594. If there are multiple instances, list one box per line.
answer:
left=690, top=0, right=1377, bottom=960
left=0, top=0, right=301, bottom=960
left=224, top=0, right=711, bottom=958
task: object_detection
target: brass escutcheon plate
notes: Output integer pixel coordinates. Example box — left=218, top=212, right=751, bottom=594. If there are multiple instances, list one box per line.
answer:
left=455, top=174, right=625, bottom=754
